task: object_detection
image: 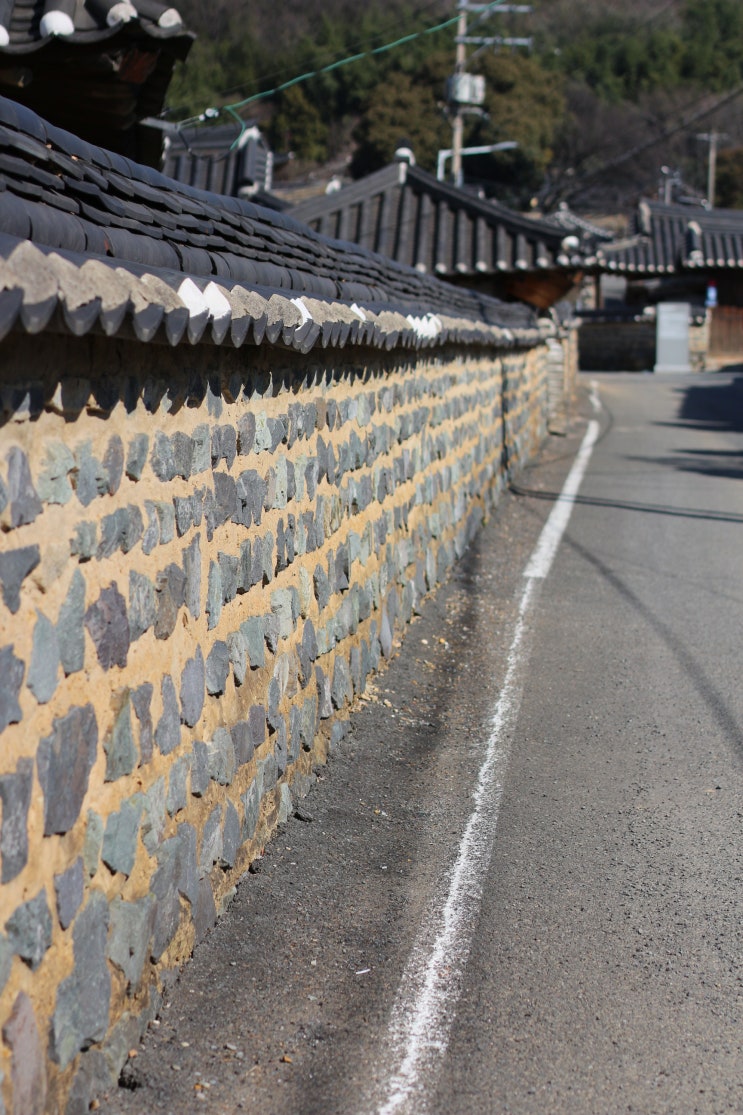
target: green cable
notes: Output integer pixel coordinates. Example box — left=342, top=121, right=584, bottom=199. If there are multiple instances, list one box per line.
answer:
left=175, top=0, right=511, bottom=150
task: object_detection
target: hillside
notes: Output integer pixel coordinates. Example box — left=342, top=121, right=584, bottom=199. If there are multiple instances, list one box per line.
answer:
left=164, top=0, right=743, bottom=213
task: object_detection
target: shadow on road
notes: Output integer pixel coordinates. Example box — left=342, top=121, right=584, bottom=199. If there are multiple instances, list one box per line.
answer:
left=644, top=373, right=743, bottom=481
left=563, top=533, right=743, bottom=765
left=508, top=484, right=743, bottom=526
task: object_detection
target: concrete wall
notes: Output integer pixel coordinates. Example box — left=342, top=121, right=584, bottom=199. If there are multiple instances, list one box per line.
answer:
left=0, top=326, right=556, bottom=1114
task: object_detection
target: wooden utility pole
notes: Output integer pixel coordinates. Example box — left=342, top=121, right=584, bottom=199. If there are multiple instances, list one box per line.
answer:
left=697, top=131, right=724, bottom=208
left=447, top=2, right=531, bottom=187
left=450, top=5, right=468, bottom=188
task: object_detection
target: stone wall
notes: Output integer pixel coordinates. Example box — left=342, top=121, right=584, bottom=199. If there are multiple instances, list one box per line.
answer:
left=0, top=327, right=551, bottom=1114
left=579, top=317, right=656, bottom=372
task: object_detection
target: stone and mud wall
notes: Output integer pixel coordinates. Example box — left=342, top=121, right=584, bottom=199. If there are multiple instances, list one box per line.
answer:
left=0, top=327, right=552, bottom=1114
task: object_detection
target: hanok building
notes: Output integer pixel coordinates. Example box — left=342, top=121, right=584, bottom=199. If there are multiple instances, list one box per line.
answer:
left=587, top=199, right=743, bottom=368
left=159, top=119, right=282, bottom=208
left=595, top=198, right=743, bottom=306
left=290, top=157, right=600, bottom=311
left=0, top=0, right=193, bottom=163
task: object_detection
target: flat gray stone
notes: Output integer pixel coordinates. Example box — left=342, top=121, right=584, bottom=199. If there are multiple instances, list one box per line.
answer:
left=155, top=500, right=175, bottom=545
left=199, top=805, right=223, bottom=876
left=83, top=810, right=103, bottom=878
left=151, top=431, right=176, bottom=481
left=206, top=640, right=230, bottom=696
left=132, top=683, right=154, bottom=764
left=57, top=570, right=86, bottom=675
left=103, top=435, right=124, bottom=495
left=257, top=751, right=278, bottom=796
left=84, top=583, right=129, bottom=670
left=104, top=695, right=137, bottom=781
left=173, top=495, right=193, bottom=537
left=155, top=675, right=180, bottom=756
left=108, top=895, right=155, bottom=992
left=122, top=505, right=144, bottom=553
left=129, top=569, right=155, bottom=641
left=0, top=645, right=24, bottom=732
left=140, top=776, right=166, bottom=854
left=96, top=508, right=127, bottom=560
left=51, top=892, right=110, bottom=1068
left=211, top=424, right=237, bottom=469
left=0, top=758, right=33, bottom=884
left=237, top=413, right=255, bottom=455
left=183, top=534, right=201, bottom=619
left=37, top=440, right=74, bottom=505
left=175, top=822, right=198, bottom=905
left=249, top=704, right=267, bottom=750
left=194, top=877, right=217, bottom=944
left=241, top=782, right=259, bottom=842
left=154, top=563, right=185, bottom=640
left=6, top=446, right=41, bottom=526
left=207, top=728, right=235, bottom=786
left=73, top=442, right=107, bottom=507
left=220, top=801, right=240, bottom=868
left=237, top=540, right=252, bottom=593
left=230, top=720, right=252, bottom=766
left=190, top=742, right=209, bottom=796
left=53, top=858, right=84, bottom=930
left=219, top=551, right=238, bottom=603
left=264, top=612, right=280, bottom=654
left=180, top=648, right=205, bottom=728
left=150, top=838, right=181, bottom=961
left=171, top=432, right=194, bottom=479
left=26, top=611, right=59, bottom=705
left=271, top=588, right=295, bottom=640
left=241, top=615, right=265, bottom=669
left=38, top=704, right=98, bottom=836
left=125, top=434, right=149, bottom=481
left=102, top=795, right=143, bottom=876
left=227, top=631, right=247, bottom=686
left=166, top=756, right=190, bottom=816
left=251, top=535, right=264, bottom=585
left=191, top=424, right=210, bottom=473
left=206, top=561, right=222, bottom=631
left=0, top=544, right=40, bottom=613
left=267, top=677, right=281, bottom=731
left=5, top=890, right=52, bottom=970
left=141, top=501, right=159, bottom=555
left=70, top=520, right=97, bottom=561
left=2, top=991, right=46, bottom=1115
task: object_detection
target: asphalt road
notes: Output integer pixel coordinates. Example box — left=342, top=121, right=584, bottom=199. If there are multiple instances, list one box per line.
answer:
left=109, top=371, right=743, bottom=1115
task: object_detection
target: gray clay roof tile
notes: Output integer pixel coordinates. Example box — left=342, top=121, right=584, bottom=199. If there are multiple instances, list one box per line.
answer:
left=0, top=97, right=552, bottom=364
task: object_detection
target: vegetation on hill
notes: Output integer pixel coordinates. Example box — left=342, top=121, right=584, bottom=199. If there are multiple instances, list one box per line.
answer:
left=166, top=0, right=743, bottom=212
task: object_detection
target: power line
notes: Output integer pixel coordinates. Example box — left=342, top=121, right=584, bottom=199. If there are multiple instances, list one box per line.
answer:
left=186, top=0, right=448, bottom=110
left=564, top=82, right=743, bottom=203
left=171, top=0, right=514, bottom=144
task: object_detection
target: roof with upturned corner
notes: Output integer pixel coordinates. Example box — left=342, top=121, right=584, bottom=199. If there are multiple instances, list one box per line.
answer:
left=0, top=0, right=192, bottom=150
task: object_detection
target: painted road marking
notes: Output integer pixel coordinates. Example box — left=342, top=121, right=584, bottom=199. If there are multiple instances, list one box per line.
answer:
left=372, top=397, right=603, bottom=1115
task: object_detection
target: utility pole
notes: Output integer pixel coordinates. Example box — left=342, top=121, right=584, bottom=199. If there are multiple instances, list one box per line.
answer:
left=697, top=131, right=724, bottom=208
left=450, top=4, right=468, bottom=189
left=447, top=2, right=531, bottom=188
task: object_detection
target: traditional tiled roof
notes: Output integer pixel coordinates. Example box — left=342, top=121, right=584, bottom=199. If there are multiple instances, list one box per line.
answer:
left=0, top=97, right=541, bottom=357
left=540, top=203, right=614, bottom=244
left=290, top=161, right=593, bottom=279
left=0, top=0, right=192, bottom=145
left=596, top=200, right=743, bottom=275
left=161, top=122, right=276, bottom=201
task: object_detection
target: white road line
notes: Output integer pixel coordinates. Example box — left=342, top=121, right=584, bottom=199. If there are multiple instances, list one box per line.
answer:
left=371, top=403, right=602, bottom=1115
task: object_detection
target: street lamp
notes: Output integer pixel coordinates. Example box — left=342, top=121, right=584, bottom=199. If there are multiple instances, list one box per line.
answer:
left=436, top=140, right=518, bottom=185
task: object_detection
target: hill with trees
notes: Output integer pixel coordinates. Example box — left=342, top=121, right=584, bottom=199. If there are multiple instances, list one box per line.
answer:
left=165, top=0, right=743, bottom=213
